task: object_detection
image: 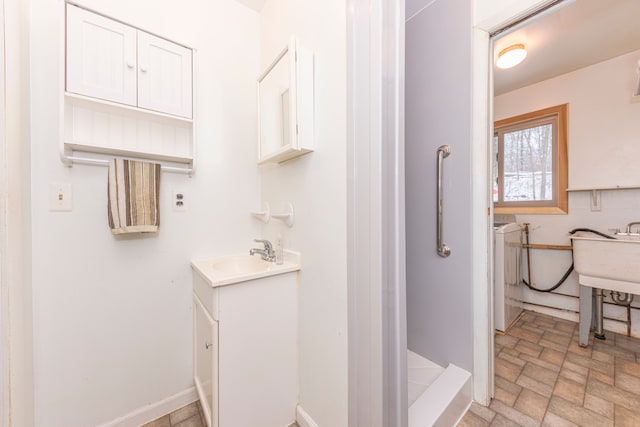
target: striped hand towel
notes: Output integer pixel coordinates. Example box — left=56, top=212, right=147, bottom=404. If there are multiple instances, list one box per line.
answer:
left=108, top=159, right=161, bottom=235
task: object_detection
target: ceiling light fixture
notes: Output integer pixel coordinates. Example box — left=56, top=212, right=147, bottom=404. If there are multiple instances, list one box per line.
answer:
left=496, top=44, right=527, bottom=69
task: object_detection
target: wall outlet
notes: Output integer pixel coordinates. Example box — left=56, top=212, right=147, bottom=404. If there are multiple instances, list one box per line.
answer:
left=49, top=182, right=72, bottom=211
left=172, top=190, right=186, bottom=212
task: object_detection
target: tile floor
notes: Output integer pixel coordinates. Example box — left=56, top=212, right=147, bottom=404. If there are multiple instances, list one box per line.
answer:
left=458, top=310, right=640, bottom=426
left=141, top=401, right=300, bottom=427
left=141, top=401, right=206, bottom=427
left=143, top=310, right=640, bottom=427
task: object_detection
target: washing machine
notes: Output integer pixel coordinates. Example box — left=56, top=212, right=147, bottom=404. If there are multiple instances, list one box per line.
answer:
left=494, top=223, right=523, bottom=332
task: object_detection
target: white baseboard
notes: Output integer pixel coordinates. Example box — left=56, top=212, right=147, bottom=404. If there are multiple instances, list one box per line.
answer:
left=98, top=387, right=198, bottom=427
left=296, top=405, right=319, bottom=427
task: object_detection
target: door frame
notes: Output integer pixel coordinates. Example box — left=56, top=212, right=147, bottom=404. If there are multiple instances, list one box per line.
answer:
left=471, top=0, right=569, bottom=404
left=347, top=0, right=407, bottom=426
left=0, top=0, right=9, bottom=423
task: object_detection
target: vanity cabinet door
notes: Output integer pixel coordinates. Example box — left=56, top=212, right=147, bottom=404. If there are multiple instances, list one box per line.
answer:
left=194, top=297, right=218, bottom=427
left=137, top=31, right=193, bottom=118
left=66, top=4, right=137, bottom=106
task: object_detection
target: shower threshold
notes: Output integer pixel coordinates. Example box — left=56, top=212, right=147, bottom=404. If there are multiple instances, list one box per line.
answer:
left=407, top=350, right=472, bottom=427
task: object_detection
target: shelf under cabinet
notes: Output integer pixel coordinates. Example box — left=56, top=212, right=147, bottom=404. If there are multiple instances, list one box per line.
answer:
left=65, top=92, right=194, bottom=123
left=63, top=93, right=194, bottom=166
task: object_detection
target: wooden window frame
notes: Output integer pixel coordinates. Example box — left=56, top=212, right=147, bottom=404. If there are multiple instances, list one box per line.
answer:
left=494, top=104, right=568, bottom=214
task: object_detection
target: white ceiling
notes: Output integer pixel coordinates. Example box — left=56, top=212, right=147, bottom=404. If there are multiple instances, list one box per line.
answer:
left=235, top=0, right=265, bottom=12
left=494, top=0, right=640, bottom=95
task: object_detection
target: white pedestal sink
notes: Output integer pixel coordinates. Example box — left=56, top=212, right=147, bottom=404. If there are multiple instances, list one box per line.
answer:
left=570, top=231, right=640, bottom=346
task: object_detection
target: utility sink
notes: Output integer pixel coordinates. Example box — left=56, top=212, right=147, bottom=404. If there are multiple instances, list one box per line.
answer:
left=191, top=251, right=301, bottom=287
left=570, top=231, right=640, bottom=291
left=570, top=231, right=640, bottom=347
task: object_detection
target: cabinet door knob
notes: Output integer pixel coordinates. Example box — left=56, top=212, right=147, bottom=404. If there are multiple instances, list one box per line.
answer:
left=126, top=63, right=134, bottom=69
left=205, top=342, right=213, bottom=350
left=140, top=66, right=148, bottom=73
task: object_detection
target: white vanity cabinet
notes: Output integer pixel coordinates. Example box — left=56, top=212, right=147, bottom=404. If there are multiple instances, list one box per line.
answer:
left=191, top=256, right=299, bottom=427
left=193, top=295, right=218, bottom=426
left=66, top=4, right=192, bottom=119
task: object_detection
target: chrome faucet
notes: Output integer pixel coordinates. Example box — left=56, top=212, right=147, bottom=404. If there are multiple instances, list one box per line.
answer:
left=626, top=221, right=640, bottom=234
left=249, top=239, right=276, bottom=262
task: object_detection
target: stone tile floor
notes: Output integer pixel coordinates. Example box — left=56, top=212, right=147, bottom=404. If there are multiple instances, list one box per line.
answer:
left=458, top=311, right=640, bottom=426
left=141, top=401, right=206, bottom=427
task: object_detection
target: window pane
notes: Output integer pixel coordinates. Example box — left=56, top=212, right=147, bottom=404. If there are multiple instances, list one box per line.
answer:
left=502, top=123, right=553, bottom=202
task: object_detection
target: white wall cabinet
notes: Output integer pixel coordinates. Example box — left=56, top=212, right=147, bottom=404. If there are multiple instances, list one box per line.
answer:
left=192, top=268, right=298, bottom=427
left=62, top=3, right=195, bottom=169
left=137, top=31, right=193, bottom=118
left=66, top=5, right=138, bottom=107
left=66, top=4, right=192, bottom=119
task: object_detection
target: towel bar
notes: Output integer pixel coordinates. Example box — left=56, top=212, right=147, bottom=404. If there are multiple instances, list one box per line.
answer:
left=61, top=152, right=194, bottom=174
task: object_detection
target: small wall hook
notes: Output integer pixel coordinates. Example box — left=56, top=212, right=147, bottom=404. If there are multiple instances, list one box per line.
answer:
left=272, top=202, right=295, bottom=227
left=250, top=202, right=271, bottom=223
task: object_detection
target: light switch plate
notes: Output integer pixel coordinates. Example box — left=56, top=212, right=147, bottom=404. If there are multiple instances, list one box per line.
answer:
left=49, top=182, right=72, bottom=211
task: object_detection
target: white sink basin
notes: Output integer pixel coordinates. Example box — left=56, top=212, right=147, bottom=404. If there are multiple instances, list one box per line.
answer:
left=191, top=251, right=301, bottom=287
left=570, top=231, right=640, bottom=291
left=210, top=255, right=274, bottom=275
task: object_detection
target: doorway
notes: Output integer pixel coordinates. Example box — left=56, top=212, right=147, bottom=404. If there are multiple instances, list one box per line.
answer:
left=346, top=0, right=640, bottom=426
left=488, top=0, right=640, bottom=418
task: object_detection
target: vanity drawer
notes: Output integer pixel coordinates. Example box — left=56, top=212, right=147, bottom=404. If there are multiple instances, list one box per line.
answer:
left=192, top=268, right=219, bottom=320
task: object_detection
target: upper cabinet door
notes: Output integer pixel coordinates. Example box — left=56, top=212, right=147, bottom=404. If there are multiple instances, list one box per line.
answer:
left=137, top=31, right=193, bottom=119
left=66, top=5, right=137, bottom=106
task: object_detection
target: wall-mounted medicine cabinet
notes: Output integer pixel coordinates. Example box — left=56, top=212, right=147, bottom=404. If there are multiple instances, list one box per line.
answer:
left=257, top=37, right=314, bottom=164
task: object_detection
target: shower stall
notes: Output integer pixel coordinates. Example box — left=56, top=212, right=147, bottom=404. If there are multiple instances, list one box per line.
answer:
left=404, top=0, right=478, bottom=423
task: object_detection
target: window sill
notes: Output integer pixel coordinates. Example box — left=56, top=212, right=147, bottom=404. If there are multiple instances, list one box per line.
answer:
left=494, top=206, right=568, bottom=215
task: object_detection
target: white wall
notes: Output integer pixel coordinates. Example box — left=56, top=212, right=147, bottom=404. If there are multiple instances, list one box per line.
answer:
left=259, top=1, right=348, bottom=426
left=496, top=50, right=640, bottom=189
left=495, top=50, right=640, bottom=337
left=5, top=0, right=34, bottom=425
left=29, top=1, right=260, bottom=425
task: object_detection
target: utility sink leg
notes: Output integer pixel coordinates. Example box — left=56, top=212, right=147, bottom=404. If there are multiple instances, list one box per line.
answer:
left=579, top=285, right=592, bottom=347
left=594, top=288, right=606, bottom=340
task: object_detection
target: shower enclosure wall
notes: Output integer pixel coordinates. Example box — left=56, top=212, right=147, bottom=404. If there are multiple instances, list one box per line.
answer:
left=404, top=0, right=475, bottom=423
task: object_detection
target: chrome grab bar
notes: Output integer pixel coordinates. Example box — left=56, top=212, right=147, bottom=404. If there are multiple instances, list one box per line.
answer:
left=437, top=145, right=451, bottom=258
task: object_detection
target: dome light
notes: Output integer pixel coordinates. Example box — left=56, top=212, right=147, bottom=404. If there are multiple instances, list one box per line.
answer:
left=496, top=44, right=527, bottom=69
